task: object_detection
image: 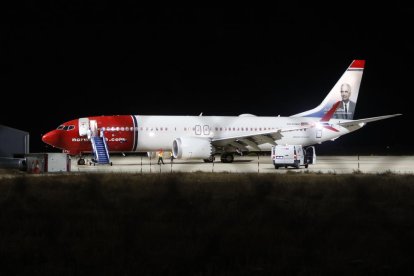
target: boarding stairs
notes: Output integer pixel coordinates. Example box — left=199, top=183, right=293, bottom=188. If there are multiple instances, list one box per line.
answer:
left=91, top=131, right=111, bottom=165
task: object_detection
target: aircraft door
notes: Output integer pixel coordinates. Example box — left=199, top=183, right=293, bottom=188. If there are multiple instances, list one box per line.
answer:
left=203, top=125, right=210, bottom=135
left=90, top=120, right=98, bottom=138
left=316, top=129, right=322, bottom=138
left=78, top=118, right=90, bottom=136
left=195, top=125, right=202, bottom=135
left=194, top=125, right=210, bottom=136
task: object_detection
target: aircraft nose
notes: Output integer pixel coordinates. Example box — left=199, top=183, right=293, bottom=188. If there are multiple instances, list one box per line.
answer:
left=42, top=130, right=60, bottom=147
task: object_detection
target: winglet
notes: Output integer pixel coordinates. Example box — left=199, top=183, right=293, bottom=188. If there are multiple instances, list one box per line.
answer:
left=320, top=101, right=341, bottom=122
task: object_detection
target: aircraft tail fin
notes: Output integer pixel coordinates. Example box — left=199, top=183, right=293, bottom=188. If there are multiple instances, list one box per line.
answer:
left=291, top=60, right=365, bottom=120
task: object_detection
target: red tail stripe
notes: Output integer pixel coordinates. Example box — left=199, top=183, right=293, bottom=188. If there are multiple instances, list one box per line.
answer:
left=323, top=125, right=340, bottom=132
left=350, top=60, right=365, bottom=69
left=320, top=101, right=341, bottom=122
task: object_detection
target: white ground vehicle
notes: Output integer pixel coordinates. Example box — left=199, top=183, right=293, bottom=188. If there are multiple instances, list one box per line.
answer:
left=271, top=145, right=316, bottom=169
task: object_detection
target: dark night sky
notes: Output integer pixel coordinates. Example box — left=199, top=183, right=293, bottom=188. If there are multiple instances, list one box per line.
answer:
left=1, top=6, right=413, bottom=154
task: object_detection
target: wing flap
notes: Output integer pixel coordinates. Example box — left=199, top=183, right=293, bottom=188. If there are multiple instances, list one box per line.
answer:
left=212, top=126, right=311, bottom=149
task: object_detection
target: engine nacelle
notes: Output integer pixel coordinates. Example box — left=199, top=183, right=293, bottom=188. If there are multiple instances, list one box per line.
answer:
left=173, top=137, right=213, bottom=159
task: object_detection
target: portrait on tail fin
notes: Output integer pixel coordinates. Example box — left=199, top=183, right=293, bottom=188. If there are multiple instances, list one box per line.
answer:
left=333, top=83, right=357, bottom=119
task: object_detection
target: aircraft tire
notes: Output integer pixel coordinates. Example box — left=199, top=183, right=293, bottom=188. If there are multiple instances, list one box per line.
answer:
left=203, top=155, right=215, bottom=163
left=220, top=153, right=234, bottom=163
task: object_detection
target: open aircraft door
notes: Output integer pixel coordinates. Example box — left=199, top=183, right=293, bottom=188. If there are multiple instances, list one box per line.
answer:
left=78, top=118, right=90, bottom=136
left=90, top=120, right=98, bottom=137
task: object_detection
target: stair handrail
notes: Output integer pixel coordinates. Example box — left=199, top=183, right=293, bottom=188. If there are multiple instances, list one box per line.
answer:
left=91, top=137, right=99, bottom=162
left=100, top=130, right=110, bottom=163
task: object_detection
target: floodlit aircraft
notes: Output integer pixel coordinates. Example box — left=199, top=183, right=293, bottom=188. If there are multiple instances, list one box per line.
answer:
left=42, top=60, right=401, bottom=165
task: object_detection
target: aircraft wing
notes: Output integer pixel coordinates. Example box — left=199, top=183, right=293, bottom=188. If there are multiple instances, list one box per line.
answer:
left=211, top=126, right=310, bottom=151
left=338, top=114, right=402, bottom=128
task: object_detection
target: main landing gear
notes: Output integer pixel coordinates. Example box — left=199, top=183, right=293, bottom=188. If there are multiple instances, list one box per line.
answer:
left=220, top=153, right=234, bottom=163
left=203, top=155, right=215, bottom=163
left=203, top=153, right=235, bottom=163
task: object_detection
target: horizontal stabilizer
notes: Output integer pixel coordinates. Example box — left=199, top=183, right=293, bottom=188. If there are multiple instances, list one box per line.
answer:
left=338, top=114, right=402, bottom=128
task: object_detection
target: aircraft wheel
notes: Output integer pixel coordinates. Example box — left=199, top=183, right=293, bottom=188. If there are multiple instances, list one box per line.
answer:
left=227, top=154, right=234, bottom=163
left=203, top=155, right=215, bottom=163
left=220, top=153, right=234, bottom=163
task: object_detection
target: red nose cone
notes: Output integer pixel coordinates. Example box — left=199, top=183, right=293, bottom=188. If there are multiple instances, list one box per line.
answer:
left=42, top=130, right=59, bottom=147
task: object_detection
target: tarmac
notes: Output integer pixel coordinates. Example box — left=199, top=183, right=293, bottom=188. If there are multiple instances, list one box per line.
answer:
left=71, top=155, right=414, bottom=174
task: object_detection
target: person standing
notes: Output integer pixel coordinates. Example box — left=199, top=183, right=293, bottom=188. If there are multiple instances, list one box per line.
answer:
left=157, top=150, right=165, bottom=165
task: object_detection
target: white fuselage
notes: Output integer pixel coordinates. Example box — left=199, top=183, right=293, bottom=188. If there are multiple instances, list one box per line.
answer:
left=135, top=115, right=354, bottom=152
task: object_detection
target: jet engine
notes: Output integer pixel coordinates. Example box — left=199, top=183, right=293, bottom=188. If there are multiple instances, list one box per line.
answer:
left=173, top=137, right=213, bottom=159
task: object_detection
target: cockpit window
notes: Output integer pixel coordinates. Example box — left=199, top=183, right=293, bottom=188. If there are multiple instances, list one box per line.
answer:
left=63, top=125, right=75, bottom=131
left=57, top=125, right=65, bottom=130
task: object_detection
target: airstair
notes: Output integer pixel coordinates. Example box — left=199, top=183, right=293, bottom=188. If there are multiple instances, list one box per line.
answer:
left=91, top=131, right=111, bottom=165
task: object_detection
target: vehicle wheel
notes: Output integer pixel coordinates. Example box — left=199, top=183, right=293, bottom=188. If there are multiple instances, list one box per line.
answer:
left=275, top=165, right=279, bottom=169
left=78, top=158, right=85, bottom=165
left=305, top=164, right=309, bottom=168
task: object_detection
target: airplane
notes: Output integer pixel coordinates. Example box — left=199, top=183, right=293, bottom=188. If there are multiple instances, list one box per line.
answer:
left=42, top=60, right=401, bottom=165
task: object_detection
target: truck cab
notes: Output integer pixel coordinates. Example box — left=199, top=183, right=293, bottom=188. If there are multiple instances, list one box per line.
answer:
left=271, top=145, right=316, bottom=169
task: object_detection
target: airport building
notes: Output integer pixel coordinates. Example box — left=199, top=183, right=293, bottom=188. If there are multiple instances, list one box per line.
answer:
left=0, top=124, right=29, bottom=157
